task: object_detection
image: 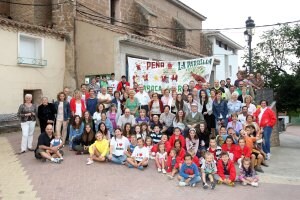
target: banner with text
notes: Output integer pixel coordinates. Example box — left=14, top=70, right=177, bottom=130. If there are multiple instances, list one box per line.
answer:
left=128, top=57, right=214, bottom=93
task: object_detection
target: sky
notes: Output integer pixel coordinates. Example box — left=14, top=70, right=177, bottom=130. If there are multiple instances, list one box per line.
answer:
left=180, top=0, right=300, bottom=66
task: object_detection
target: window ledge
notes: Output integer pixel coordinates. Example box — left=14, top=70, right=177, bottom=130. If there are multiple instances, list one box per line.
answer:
left=17, top=57, right=47, bottom=67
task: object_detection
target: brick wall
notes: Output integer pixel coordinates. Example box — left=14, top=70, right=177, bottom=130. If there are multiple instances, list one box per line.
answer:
left=34, top=0, right=52, bottom=26
left=51, top=0, right=77, bottom=89
left=0, top=2, right=10, bottom=17
left=10, top=0, right=35, bottom=24
left=76, top=0, right=208, bottom=55
left=9, top=0, right=52, bottom=27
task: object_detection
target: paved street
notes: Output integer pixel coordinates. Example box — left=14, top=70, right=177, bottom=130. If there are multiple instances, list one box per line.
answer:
left=0, top=126, right=300, bottom=200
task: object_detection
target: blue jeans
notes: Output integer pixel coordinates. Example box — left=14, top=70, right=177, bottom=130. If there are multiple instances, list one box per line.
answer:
left=69, top=133, right=81, bottom=148
left=110, top=154, right=127, bottom=164
left=263, top=126, right=273, bottom=154
left=181, top=175, right=201, bottom=185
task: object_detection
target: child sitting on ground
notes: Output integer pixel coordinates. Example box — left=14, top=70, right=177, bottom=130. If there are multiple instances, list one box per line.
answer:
left=127, top=138, right=149, bottom=170
left=150, top=125, right=162, bottom=144
left=48, top=132, right=64, bottom=161
left=155, top=143, right=167, bottom=174
left=238, top=157, right=259, bottom=187
left=86, top=132, right=109, bottom=165
left=216, top=151, right=236, bottom=186
left=201, top=152, right=217, bottom=190
left=166, top=149, right=181, bottom=179
left=178, top=154, right=201, bottom=187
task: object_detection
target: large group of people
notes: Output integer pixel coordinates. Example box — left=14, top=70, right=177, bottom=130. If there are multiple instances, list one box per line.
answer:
left=17, top=71, right=277, bottom=188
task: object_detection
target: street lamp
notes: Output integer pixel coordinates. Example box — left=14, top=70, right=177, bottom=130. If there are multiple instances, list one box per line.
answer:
left=244, top=17, right=255, bottom=73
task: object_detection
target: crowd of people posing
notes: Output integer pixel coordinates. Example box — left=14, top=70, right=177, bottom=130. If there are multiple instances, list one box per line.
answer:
left=17, top=72, right=276, bottom=188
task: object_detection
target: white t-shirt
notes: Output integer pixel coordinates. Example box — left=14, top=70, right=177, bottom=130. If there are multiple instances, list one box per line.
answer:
left=57, top=102, right=64, bottom=121
left=110, top=136, right=130, bottom=156
left=135, top=92, right=150, bottom=106
left=238, top=114, right=246, bottom=124
left=75, top=102, right=82, bottom=117
left=132, top=146, right=149, bottom=162
left=97, top=93, right=112, bottom=109
left=108, top=80, right=119, bottom=92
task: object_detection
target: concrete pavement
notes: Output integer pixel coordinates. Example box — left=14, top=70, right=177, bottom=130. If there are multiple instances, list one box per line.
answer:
left=0, top=125, right=300, bottom=200
left=260, top=125, right=300, bottom=185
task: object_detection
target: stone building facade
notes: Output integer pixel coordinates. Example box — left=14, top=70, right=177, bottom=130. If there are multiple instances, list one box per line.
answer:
left=0, top=2, right=66, bottom=117
left=0, top=0, right=213, bottom=89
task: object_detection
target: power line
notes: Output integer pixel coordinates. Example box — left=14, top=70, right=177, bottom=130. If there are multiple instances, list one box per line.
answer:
left=76, top=2, right=300, bottom=31
left=0, top=0, right=70, bottom=6
left=76, top=10, right=141, bottom=33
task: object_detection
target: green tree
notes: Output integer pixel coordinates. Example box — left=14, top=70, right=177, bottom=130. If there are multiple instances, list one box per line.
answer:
left=243, top=24, right=300, bottom=112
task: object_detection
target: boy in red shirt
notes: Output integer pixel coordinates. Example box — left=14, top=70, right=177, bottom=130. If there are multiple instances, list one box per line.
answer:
left=216, top=151, right=236, bottom=186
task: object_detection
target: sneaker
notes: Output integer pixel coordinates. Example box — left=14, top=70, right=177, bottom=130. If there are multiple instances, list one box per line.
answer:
left=203, top=183, right=209, bottom=189
left=60, top=157, right=64, bottom=161
left=255, top=166, right=264, bottom=173
left=179, top=182, right=187, bottom=187
left=217, top=180, right=223, bottom=185
left=211, top=182, right=216, bottom=190
left=86, top=158, right=94, bottom=165
left=251, top=182, right=259, bottom=187
left=138, top=166, right=144, bottom=170
left=242, top=181, right=247, bottom=186
left=51, top=158, right=61, bottom=164
left=162, top=169, right=167, bottom=174
left=167, top=174, right=174, bottom=180
left=191, top=183, right=196, bottom=187
left=266, top=153, right=271, bottom=160
left=228, top=182, right=235, bottom=187
left=157, top=168, right=162, bottom=173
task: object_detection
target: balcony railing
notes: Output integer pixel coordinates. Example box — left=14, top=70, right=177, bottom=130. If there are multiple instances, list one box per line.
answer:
left=17, top=57, right=47, bottom=67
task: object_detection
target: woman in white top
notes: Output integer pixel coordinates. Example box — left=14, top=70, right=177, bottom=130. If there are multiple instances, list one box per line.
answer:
left=198, top=89, right=215, bottom=134
left=161, top=89, right=173, bottom=107
left=54, top=92, right=71, bottom=144
left=149, top=93, right=163, bottom=118
left=186, top=94, right=196, bottom=114
left=242, top=95, right=256, bottom=115
left=108, top=128, right=130, bottom=164
left=17, top=94, right=37, bottom=154
left=172, top=110, right=186, bottom=131
left=93, top=103, right=105, bottom=131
